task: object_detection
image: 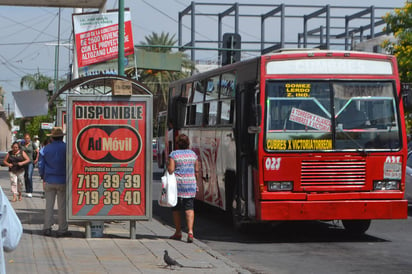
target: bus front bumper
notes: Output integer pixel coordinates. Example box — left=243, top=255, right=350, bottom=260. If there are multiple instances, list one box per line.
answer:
left=259, top=199, right=408, bottom=221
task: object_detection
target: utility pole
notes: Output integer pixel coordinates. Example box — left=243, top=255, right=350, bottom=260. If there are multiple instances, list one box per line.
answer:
left=118, top=0, right=125, bottom=76
left=54, top=8, right=61, bottom=94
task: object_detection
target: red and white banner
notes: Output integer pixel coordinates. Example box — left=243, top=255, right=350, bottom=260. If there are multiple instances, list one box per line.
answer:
left=289, top=107, right=331, bottom=131
left=73, top=12, right=134, bottom=68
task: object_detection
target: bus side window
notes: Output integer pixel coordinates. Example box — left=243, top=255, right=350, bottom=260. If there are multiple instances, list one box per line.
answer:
left=194, top=80, right=206, bottom=102
left=220, top=99, right=234, bottom=125
left=195, top=103, right=203, bottom=126
left=206, top=75, right=220, bottom=99
left=218, top=72, right=235, bottom=125
left=183, top=82, right=194, bottom=103
left=187, top=105, right=197, bottom=125
left=220, top=72, right=235, bottom=99
left=203, top=103, right=210, bottom=126
left=208, top=101, right=218, bottom=126
left=185, top=105, right=191, bottom=126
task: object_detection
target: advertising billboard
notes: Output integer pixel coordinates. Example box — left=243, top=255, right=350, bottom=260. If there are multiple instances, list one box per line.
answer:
left=73, top=11, right=135, bottom=77
left=67, top=95, right=152, bottom=221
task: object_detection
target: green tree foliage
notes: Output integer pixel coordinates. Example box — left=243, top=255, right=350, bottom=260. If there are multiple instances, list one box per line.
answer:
left=383, top=2, right=412, bottom=83
left=383, top=3, right=412, bottom=133
left=20, top=72, right=53, bottom=90
left=138, top=32, right=195, bottom=114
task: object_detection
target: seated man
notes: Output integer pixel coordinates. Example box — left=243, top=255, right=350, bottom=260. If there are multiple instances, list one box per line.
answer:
left=336, top=103, right=369, bottom=129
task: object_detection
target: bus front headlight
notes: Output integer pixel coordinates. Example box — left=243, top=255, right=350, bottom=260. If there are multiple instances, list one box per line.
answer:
left=267, top=181, right=293, bottom=192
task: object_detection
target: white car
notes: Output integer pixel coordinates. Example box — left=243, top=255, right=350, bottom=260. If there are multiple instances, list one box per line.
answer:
left=405, top=151, right=412, bottom=203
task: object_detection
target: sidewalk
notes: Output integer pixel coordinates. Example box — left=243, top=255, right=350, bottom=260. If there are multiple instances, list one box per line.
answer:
left=1, top=166, right=249, bottom=273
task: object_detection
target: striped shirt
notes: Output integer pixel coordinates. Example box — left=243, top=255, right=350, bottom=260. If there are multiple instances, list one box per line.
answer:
left=169, top=149, right=197, bottom=198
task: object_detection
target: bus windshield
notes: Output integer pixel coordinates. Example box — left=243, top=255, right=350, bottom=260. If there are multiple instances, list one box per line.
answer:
left=265, top=81, right=400, bottom=151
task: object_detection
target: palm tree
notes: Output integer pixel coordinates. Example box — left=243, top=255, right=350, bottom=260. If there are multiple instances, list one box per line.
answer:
left=140, top=32, right=177, bottom=53
left=138, top=32, right=195, bottom=114
left=20, top=72, right=53, bottom=90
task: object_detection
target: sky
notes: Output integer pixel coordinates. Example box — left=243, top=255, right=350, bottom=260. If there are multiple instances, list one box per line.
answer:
left=0, top=0, right=408, bottom=112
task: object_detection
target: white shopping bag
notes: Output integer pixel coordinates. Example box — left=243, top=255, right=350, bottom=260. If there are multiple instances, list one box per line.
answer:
left=158, top=172, right=178, bottom=207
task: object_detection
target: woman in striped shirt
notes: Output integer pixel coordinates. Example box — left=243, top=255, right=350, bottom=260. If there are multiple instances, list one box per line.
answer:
left=167, top=134, right=200, bottom=243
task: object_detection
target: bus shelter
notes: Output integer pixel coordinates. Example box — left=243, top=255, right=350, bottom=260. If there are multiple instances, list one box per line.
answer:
left=50, top=75, right=153, bottom=239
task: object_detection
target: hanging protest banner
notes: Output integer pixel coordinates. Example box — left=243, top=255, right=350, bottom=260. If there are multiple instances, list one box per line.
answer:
left=73, top=11, right=134, bottom=72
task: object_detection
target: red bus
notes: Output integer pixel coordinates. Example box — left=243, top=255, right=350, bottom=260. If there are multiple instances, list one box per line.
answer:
left=166, top=49, right=408, bottom=234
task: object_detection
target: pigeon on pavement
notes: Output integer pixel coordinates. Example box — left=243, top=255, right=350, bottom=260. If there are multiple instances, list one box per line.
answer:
left=164, top=250, right=183, bottom=267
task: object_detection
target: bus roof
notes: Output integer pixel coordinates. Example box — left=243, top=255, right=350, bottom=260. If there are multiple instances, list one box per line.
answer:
left=264, top=48, right=393, bottom=59
left=169, top=49, right=395, bottom=86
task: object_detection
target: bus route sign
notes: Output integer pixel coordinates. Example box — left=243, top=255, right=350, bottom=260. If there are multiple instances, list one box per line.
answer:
left=67, top=95, right=152, bottom=221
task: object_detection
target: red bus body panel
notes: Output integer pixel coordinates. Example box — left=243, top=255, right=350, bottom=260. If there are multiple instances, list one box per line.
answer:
left=259, top=200, right=407, bottom=221
left=256, top=153, right=408, bottom=221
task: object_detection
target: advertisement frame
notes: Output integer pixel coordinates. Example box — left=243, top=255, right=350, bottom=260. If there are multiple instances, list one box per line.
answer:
left=67, top=95, right=152, bottom=221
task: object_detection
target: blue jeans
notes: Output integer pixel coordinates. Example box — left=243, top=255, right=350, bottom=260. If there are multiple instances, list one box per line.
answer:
left=24, top=162, right=34, bottom=193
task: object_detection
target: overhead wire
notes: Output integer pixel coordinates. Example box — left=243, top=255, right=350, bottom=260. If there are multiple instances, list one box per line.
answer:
left=0, top=13, right=58, bottom=40
left=0, top=54, right=26, bottom=79
left=0, top=9, right=67, bottom=91
left=0, top=40, right=67, bottom=46
left=8, top=12, right=58, bottom=65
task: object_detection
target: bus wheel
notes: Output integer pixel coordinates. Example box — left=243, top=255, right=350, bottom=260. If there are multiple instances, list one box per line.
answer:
left=224, top=172, right=244, bottom=231
left=342, top=220, right=371, bottom=235
left=232, top=197, right=241, bottom=230
left=231, top=195, right=249, bottom=232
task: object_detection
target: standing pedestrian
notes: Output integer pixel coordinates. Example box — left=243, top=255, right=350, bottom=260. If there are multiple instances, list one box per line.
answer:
left=167, top=134, right=200, bottom=243
left=3, top=142, right=30, bottom=202
left=39, top=127, right=70, bottom=237
left=21, top=133, right=39, bottom=198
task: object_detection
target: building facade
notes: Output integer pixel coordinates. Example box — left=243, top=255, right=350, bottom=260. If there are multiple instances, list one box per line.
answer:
left=0, top=104, right=11, bottom=151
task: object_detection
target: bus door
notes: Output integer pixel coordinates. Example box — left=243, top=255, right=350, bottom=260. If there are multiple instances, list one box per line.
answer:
left=234, top=81, right=259, bottom=222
